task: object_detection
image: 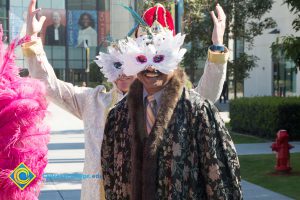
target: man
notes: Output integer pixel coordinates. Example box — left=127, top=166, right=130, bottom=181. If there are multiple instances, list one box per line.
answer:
left=220, top=80, right=228, bottom=103
left=45, top=11, right=65, bottom=45
left=101, top=4, right=242, bottom=200
left=23, top=1, right=229, bottom=199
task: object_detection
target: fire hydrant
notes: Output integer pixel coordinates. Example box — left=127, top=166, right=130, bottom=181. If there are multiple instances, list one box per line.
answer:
left=271, top=130, right=294, bottom=172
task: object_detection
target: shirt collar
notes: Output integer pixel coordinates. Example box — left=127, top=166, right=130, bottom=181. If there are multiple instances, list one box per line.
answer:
left=143, top=87, right=164, bottom=108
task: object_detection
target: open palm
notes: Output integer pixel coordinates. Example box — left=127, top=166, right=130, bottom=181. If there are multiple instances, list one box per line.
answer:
left=26, top=0, right=46, bottom=36
left=210, top=4, right=226, bottom=45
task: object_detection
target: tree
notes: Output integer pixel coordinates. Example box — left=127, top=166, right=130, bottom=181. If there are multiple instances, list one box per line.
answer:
left=183, top=0, right=276, bottom=98
left=227, top=53, right=258, bottom=84
left=271, top=0, right=300, bottom=73
left=283, top=0, right=300, bottom=32
left=89, top=61, right=113, bottom=89
left=136, top=0, right=276, bottom=97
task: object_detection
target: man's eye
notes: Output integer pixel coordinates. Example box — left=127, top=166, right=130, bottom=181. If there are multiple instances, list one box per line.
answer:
left=113, top=62, right=122, bottom=69
left=153, top=55, right=164, bottom=63
left=136, top=55, right=147, bottom=63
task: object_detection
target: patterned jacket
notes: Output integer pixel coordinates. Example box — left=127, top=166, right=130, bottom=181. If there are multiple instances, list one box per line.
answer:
left=101, top=69, right=243, bottom=200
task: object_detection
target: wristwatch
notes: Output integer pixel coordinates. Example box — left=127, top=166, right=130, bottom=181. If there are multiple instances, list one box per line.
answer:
left=210, top=44, right=225, bottom=52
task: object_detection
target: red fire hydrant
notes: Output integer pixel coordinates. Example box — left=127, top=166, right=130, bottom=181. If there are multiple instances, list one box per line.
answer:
left=271, top=130, right=294, bottom=172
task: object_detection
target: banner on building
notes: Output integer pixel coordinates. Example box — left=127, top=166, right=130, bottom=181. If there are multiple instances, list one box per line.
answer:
left=67, top=10, right=98, bottom=47
left=39, top=9, right=66, bottom=46
left=98, top=11, right=110, bottom=46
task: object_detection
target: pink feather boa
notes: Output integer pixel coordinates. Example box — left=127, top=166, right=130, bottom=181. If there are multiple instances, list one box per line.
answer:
left=0, top=24, right=50, bottom=200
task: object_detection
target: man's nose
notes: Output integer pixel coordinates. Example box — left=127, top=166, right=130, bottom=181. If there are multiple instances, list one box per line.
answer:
left=145, top=66, right=156, bottom=71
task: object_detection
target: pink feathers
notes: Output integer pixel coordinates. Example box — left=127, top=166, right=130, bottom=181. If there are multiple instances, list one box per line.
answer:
left=0, top=24, right=50, bottom=200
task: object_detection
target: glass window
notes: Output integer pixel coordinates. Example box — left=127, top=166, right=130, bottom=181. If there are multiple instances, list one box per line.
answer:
left=43, top=45, right=67, bottom=80
left=38, top=0, right=65, bottom=9
left=52, top=0, right=65, bottom=9
left=69, top=48, right=84, bottom=60
left=273, top=52, right=296, bottom=97
left=38, top=0, right=51, bottom=8
left=52, top=60, right=66, bottom=69
left=10, top=0, right=31, bottom=7
left=9, top=0, right=28, bottom=40
left=53, top=46, right=66, bottom=59
left=44, top=46, right=53, bottom=58
left=0, top=0, right=8, bottom=39
left=0, top=7, right=6, bottom=18
left=67, top=0, right=97, bottom=10
left=0, top=0, right=6, bottom=6
left=69, top=60, right=84, bottom=69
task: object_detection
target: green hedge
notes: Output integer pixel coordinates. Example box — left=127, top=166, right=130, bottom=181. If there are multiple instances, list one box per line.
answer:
left=230, top=97, right=300, bottom=140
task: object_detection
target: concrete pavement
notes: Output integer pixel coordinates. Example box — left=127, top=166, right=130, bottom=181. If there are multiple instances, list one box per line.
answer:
left=236, top=142, right=300, bottom=155
left=241, top=180, right=294, bottom=200
left=40, top=103, right=84, bottom=200
left=38, top=102, right=297, bottom=200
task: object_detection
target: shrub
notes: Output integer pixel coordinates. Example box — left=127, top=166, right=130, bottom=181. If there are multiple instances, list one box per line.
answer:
left=230, top=97, right=300, bottom=140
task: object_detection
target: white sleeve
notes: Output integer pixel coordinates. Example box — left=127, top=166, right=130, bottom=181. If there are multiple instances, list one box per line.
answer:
left=195, top=48, right=229, bottom=103
left=22, top=38, right=93, bottom=119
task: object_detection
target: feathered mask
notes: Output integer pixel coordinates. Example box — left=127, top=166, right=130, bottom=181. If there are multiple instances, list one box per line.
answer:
left=94, top=42, right=125, bottom=82
left=95, top=3, right=187, bottom=80
left=121, top=30, right=186, bottom=76
left=119, top=3, right=187, bottom=76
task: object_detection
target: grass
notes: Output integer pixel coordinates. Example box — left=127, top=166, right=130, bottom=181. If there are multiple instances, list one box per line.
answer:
left=225, top=123, right=268, bottom=144
left=230, top=131, right=268, bottom=144
left=239, top=153, right=300, bottom=199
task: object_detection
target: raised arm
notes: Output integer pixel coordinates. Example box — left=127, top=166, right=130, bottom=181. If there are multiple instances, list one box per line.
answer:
left=195, top=4, right=228, bottom=103
left=23, top=0, right=93, bottom=119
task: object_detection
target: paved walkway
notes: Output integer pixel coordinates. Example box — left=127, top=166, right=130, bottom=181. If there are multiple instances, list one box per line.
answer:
left=242, top=180, right=294, bottom=200
left=40, top=103, right=84, bottom=200
left=39, top=102, right=297, bottom=200
left=236, top=142, right=300, bottom=155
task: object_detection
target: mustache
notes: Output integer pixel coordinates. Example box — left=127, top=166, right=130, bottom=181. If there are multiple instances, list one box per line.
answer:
left=142, top=69, right=162, bottom=75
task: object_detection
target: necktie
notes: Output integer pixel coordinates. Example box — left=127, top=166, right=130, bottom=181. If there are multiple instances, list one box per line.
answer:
left=146, top=95, right=157, bottom=134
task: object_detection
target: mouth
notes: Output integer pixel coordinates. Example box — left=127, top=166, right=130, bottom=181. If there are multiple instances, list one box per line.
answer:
left=143, top=70, right=162, bottom=78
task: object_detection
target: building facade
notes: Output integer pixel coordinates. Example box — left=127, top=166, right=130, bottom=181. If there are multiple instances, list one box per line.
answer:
left=0, top=0, right=135, bottom=85
left=244, top=0, right=300, bottom=97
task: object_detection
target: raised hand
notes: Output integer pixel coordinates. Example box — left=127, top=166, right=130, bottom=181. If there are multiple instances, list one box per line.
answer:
left=210, top=4, right=226, bottom=45
left=26, top=0, right=46, bottom=36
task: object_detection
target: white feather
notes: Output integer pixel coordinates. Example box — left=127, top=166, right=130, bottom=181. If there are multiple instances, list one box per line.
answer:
left=94, top=46, right=124, bottom=82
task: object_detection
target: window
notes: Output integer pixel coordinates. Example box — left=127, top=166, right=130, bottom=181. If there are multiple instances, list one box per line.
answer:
left=10, top=0, right=31, bottom=7
left=67, top=0, right=97, bottom=10
left=44, top=46, right=66, bottom=80
left=68, top=47, right=97, bottom=69
left=0, top=0, right=8, bottom=39
left=38, top=0, right=65, bottom=9
left=9, top=0, right=29, bottom=40
left=273, top=58, right=296, bottom=97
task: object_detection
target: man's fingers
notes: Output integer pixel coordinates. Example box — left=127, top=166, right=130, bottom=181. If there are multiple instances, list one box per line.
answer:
left=28, top=0, right=37, bottom=13
left=216, top=4, right=226, bottom=20
left=32, top=8, right=42, bottom=16
left=39, top=16, right=47, bottom=27
left=210, top=11, right=218, bottom=24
